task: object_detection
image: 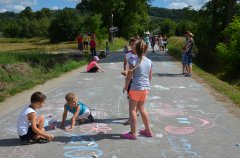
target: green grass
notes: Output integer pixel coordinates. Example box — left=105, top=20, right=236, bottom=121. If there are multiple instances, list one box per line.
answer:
left=109, top=37, right=128, bottom=51
left=0, top=51, right=88, bottom=102
left=168, top=36, right=240, bottom=106
left=0, top=37, right=46, bottom=43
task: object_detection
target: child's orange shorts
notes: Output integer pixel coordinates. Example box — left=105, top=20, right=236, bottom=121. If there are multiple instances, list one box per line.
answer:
left=129, top=90, right=149, bottom=102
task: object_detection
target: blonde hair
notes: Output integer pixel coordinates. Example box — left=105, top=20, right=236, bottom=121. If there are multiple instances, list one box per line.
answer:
left=65, top=93, right=77, bottom=102
left=135, top=40, right=148, bottom=63
left=186, top=31, right=194, bottom=37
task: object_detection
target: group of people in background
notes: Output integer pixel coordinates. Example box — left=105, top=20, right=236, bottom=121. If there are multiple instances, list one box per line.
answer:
left=149, top=34, right=168, bottom=52
left=77, top=33, right=97, bottom=57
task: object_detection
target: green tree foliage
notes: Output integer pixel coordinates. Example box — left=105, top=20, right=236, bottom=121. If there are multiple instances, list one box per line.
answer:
left=149, top=7, right=185, bottom=20
left=3, top=21, right=21, bottom=37
left=76, top=0, right=149, bottom=38
left=216, top=16, right=240, bottom=75
left=159, top=18, right=176, bottom=36
left=48, top=9, right=80, bottom=43
left=121, top=0, right=149, bottom=38
left=19, top=7, right=34, bottom=19
left=85, top=14, right=107, bottom=42
left=193, top=0, right=237, bottom=68
left=175, top=21, right=197, bottom=36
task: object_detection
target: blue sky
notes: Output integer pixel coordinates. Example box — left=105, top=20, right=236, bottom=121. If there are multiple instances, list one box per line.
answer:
left=0, top=0, right=208, bottom=13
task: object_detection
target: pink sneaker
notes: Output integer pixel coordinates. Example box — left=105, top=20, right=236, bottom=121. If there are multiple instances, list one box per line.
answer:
left=121, top=132, right=137, bottom=140
left=139, top=130, right=153, bottom=137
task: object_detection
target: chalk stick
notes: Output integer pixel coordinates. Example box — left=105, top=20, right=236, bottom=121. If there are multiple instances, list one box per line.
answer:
left=88, top=142, right=94, bottom=146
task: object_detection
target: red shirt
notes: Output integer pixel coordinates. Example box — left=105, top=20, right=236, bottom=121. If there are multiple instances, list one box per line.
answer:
left=90, top=40, right=96, bottom=48
left=87, top=61, right=97, bottom=71
left=77, top=36, right=83, bottom=44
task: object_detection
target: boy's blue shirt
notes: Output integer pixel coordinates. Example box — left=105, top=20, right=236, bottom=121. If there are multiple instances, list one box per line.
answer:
left=66, top=101, right=87, bottom=115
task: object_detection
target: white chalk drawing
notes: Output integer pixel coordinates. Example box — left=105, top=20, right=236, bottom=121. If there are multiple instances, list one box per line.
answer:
left=84, top=77, right=94, bottom=81
left=153, top=85, right=170, bottom=91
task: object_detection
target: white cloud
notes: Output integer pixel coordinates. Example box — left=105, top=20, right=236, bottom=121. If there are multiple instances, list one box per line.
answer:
left=168, top=2, right=188, bottom=9
left=154, top=0, right=210, bottom=10
left=0, top=0, right=37, bottom=12
left=0, top=8, right=7, bottom=13
left=52, top=6, right=59, bottom=10
left=14, top=5, right=25, bottom=11
left=0, top=0, right=13, bottom=5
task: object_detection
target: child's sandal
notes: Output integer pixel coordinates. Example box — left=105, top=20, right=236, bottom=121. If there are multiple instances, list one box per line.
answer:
left=35, top=138, right=49, bottom=143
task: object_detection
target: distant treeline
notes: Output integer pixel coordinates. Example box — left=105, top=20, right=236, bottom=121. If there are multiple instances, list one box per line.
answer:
left=149, top=7, right=186, bottom=20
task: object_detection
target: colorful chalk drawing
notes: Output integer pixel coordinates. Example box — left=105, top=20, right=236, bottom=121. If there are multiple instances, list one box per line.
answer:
left=148, top=102, right=215, bottom=135
left=64, top=132, right=104, bottom=158
left=165, top=125, right=196, bottom=135
left=79, top=123, right=112, bottom=135
left=162, top=136, right=201, bottom=158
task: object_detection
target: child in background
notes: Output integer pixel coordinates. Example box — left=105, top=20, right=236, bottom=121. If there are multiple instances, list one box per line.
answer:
left=17, top=92, right=54, bottom=144
left=90, top=38, right=96, bottom=57
left=105, top=42, right=110, bottom=56
left=87, top=56, right=104, bottom=73
left=121, top=37, right=138, bottom=77
left=61, top=93, right=95, bottom=131
left=123, top=45, right=128, bottom=54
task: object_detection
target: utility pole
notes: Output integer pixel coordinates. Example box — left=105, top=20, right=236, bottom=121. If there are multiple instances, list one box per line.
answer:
left=109, top=13, right=113, bottom=43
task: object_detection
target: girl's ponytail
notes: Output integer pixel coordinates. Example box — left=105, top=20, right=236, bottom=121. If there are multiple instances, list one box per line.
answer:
left=136, top=40, right=147, bottom=64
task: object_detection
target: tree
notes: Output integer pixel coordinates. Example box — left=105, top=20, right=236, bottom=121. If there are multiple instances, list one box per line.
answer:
left=19, top=7, right=34, bottom=19
left=160, top=18, right=176, bottom=36
left=216, top=16, right=240, bottom=75
left=121, top=0, right=149, bottom=38
left=48, top=9, right=80, bottom=43
left=76, top=0, right=149, bottom=39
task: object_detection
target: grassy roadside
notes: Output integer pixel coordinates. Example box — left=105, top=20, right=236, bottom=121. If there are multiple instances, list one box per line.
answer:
left=0, top=51, right=89, bottom=102
left=0, top=37, right=128, bottom=102
left=168, top=36, right=240, bottom=106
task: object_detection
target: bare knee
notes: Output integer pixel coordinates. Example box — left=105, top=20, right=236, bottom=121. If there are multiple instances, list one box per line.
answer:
left=37, top=115, right=44, bottom=121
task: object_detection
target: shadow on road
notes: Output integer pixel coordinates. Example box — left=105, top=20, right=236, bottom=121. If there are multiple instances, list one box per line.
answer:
left=0, top=136, right=71, bottom=146
left=153, top=73, right=183, bottom=77
left=77, top=133, right=122, bottom=141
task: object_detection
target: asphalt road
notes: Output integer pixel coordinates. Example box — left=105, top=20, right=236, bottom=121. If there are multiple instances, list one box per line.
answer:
left=0, top=49, right=240, bottom=158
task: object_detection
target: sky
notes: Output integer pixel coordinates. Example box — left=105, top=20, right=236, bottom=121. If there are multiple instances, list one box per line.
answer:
left=0, top=0, right=209, bottom=13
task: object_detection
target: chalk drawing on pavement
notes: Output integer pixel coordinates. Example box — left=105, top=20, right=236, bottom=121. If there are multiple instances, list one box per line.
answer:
left=153, top=85, right=170, bottom=91
left=79, top=123, right=112, bottom=134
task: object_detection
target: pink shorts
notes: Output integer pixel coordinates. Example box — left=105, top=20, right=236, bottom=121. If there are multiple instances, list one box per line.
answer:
left=129, top=90, right=149, bottom=102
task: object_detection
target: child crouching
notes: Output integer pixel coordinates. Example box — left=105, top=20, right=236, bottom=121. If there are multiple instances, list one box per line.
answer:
left=17, top=92, right=54, bottom=145
left=61, top=93, right=95, bottom=131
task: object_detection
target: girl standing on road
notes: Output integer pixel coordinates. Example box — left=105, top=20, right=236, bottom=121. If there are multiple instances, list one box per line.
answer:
left=122, top=40, right=153, bottom=140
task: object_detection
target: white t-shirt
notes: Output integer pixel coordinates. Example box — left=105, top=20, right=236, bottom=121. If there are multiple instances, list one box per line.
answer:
left=17, top=106, right=36, bottom=136
left=125, top=51, right=137, bottom=70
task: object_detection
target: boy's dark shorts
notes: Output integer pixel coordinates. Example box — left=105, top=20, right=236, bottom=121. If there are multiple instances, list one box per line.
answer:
left=19, top=126, right=37, bottom=141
